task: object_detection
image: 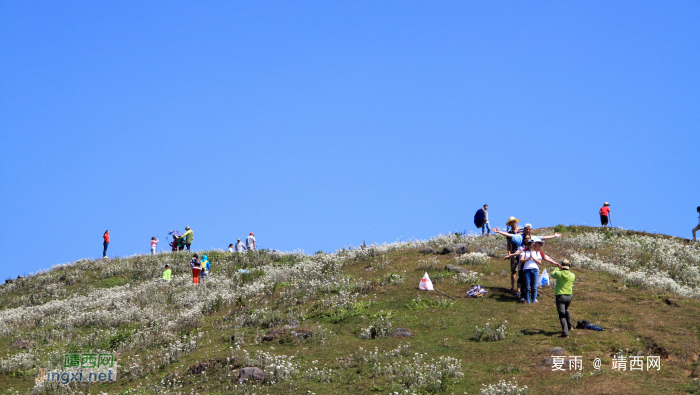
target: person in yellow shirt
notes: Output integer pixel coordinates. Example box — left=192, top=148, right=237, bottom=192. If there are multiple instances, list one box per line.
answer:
left=162, top=264, right=172, bottom=281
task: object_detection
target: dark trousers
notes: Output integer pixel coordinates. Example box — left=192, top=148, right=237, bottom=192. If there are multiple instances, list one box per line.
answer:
left=103, top=242, right=109, bottom=257
left=555, top=295, right=573, bottom=335
left=600, top=215, right=609, bottom=226
left=186, top=243, right=191, bottom=251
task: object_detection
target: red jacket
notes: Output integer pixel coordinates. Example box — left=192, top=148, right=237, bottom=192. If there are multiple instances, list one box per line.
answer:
left=104, top=234, right=110, bottom=243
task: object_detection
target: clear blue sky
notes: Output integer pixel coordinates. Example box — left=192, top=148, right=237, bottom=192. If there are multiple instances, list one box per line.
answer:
left=1, top=1, right=698, bottom=280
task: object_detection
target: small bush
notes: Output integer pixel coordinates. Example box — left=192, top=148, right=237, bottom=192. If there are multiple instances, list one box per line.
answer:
left=480, top=379, right=528, bottom=395
left=452, top=271, right=481, bottom=285
left=474, top=319, right=507, bottom=342
left=358, top=311, right=393, bottom=339
left=455, top=252, right=489, bottom=265
left=376, top=272, right=405, bottom=286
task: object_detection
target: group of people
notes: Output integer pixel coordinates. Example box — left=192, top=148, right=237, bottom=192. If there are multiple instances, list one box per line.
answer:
left=159, top=253, right=211, bottom=284
left=485, top=216, right=576, bottom=338
left=227, top=233, right=257, bottom=253
left=101, top=226, right=260, bottom=260
left=169, top=227, right=194, bottom=251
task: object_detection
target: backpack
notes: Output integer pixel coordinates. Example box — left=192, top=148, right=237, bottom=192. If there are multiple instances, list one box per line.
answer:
left=474, top=209, right=486, bottom=228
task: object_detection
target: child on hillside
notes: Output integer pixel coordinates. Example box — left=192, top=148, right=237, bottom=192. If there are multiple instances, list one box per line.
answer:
left=189, top=254, right=201, bottom=284
left=200, top=255, right=210, bottom=279
left=150, top=237, right=159, bottom=255
left=228, top=244, right=234, bottom=252
left=169, top=236, right=178, bottom=252
left=162, top=264, right=172, bottom=281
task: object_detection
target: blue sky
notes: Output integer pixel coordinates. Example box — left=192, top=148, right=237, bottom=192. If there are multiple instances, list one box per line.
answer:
left=1, top=1, right=698, bottom=280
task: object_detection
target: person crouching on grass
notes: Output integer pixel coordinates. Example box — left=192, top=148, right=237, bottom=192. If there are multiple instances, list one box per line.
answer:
left=189, top=254, right=201, bottom=284
left=518, top=240, right=560, bottom=304
left=162, top=264, right=172, bottom=281
left=550, top=259, right=575, bottom=338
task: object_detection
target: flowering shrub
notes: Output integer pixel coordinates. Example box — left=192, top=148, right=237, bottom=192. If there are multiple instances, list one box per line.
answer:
left=455, top=252, right=489, bottom=265
left=480, top=379, right=528, bottom=395
left=474, top=319, right=508, bottom=342
left=377, top=272, right=406, bottom=286
left=452, top=271, right=481, bottom=285
left=374, top=353, right=464, bottom=393
left=359, top=312, right=394, bottom=339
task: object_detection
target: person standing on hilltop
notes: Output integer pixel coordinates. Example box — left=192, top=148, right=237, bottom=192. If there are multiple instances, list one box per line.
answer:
left=693, top=206, right=700, bottom=241
left=180, top=226, right=193, bottom=251
left=474, top=204, right=491, bottom=236
left=246, top=232, right=257, bottom=251
left=150, top=236, right=159, bottom=255
left=599, top=202, right=611, bottom=227
left=236, top=238, right=247, bottom=252
left=103, top=230, right=110, bottom=258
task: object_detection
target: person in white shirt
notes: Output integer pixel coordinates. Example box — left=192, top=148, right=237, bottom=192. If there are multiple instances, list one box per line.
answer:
left=246, top=233, right=257, bottom=251
left=693, top=206, right=700, bottom=241
left=227, top=244, right=234, bottom=253
left=518, top=240, right=560, bottom=304
left=235, top=238, right=246, bottom=252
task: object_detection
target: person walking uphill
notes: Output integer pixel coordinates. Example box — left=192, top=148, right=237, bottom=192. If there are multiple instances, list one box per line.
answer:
left=551, top=259, right=576, bottom=338
left=189, top=254, right=201, bottom=284
left=599, top=202, right=611, bottom=227
left=246, top=233, right=256, bottom=251
left=474, top=205, right=491, bottom=236
left=180, top=227, right=193, bottom=251
left=103, top=230, right=110, bottom=258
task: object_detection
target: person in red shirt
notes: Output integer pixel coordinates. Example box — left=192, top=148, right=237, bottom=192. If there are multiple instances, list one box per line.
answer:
left=103, top=230, right=110, bottom=258
left=599, top=202, right=611, bottom=227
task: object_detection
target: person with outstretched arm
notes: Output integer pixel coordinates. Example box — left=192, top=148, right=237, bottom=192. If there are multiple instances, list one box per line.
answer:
left=493, top=223, right=561, bottom=294
left=550, top=259, right=575, bottom=338
left=599, top=202, right=611, bottom=227
left=180, top=227, right=193, bottom=251
left=518, top=240, right=561, bottom=304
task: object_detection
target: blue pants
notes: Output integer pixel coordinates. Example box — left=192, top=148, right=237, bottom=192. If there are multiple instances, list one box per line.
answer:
left=523, top=268, right=539, bottom=303
left=103, top=242, right=109, bottom=258
left=481, top=222, right=491, bottom=235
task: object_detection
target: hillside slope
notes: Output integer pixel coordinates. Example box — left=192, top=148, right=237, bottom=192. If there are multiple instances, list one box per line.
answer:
left=1, top=226, right=700, bottom=394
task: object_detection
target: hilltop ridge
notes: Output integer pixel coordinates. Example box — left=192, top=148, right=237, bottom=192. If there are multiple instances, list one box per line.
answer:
left=1, top=226, right=700, bottom=394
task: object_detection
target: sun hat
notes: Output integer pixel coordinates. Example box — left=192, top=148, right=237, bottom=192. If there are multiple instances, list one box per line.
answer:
left=604, top=202, right=610, bottom=206
left=560, top=259, right=570, bottom=270
left=506, top=216, right=519, bottom=225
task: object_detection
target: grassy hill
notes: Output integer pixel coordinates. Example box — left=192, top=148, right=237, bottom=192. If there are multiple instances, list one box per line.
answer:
left=1, top=226, right=700, bottom=395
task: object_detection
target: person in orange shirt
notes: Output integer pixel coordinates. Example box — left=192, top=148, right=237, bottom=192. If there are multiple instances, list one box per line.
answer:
left=103, top=230, right=110, bottom=258
left=599, top=202, right=611, bottom=227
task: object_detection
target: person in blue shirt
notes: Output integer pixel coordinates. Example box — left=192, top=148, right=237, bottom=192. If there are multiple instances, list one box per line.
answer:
left=200, top=255, right=210, bottom=279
